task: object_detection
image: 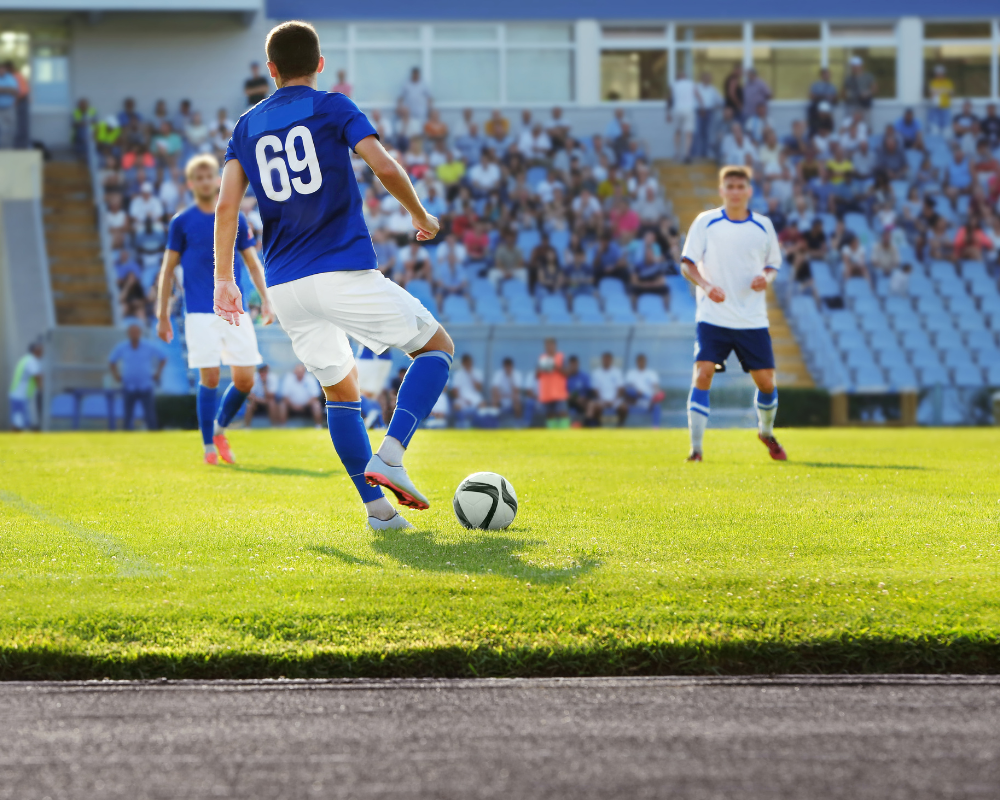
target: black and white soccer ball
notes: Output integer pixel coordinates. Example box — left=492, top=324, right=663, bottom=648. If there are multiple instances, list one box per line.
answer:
left=453, top=472, right=518, bottom=530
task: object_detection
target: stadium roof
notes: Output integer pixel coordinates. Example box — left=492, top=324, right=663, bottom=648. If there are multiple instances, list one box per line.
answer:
left=0, top=0, right=258, bottom=10
left=268, top=0, right=997, bottom=20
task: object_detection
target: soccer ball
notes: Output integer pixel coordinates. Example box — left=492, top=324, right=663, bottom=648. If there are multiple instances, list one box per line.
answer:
left=538, top=355, right=555, bottom=373
left=453, top=472, right=518, bottom=530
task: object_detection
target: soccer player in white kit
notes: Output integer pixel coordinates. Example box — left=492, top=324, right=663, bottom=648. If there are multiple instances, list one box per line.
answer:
left=679, top=165, right=787, bottom=462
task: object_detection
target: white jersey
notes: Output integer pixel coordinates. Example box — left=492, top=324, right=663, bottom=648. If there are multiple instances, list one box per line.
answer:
left=681, top=208, right=782, bottom=330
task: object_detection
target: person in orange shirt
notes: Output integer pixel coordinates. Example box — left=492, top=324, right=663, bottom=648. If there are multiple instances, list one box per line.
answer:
left=5, top=61, right=29, bottom=149
left=536, top=337, right=569, bottom=429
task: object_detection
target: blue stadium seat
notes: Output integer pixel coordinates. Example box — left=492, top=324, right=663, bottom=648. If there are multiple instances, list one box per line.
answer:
left=890, top=310, right=922, bottom=332
left=827, top=310, right=859, bottom=334
left=858, top=311, right=891, bottom=335
left=548, top=229, right=570, bottom=258
left=637, top=294, right=671, bottom=322
left=790, top=295, right=819, bottom=321
left=874, top=342, right=907, bottom=367
left=844, top=213, right=871, bottom=242
left=540, top=294, right=573, bottom=323
left=603, top=295, right=636, bottom=324
left=835, top=329, right=866, bottom=351
left=470, top=278, right=497, bottom=301
left=406, top=279, right=439, bottom=316
left=922, top=312, right=956, bottom=334
left=955, top=313, right=988, bottom=335
left=915, top=294, right=946, bottom=316
left=572, top=294, right=605, bottom=323
left=853, top=296, right=882, bottom=317
left=844, top=346, right=878, bottom=370
left=900, top=328, right=933, bottom=353
left=929, top=260, right=956, bottom=283
left=910, top=348, right=942, bottom=370
left=933, top=329, right=963, bottom=350
left=918, top=364, right=949, bottom=386
left=818, top=213, right=838, bottom=235
left=946, top=294, right=977, bottom=315
left=516, top=229, right=540, bottom=261
left=986, top=364, right=1000, bottom=386
left=853, top=365, right=887, bottom=390
left=598, top=277, right=627, bottom=299
left=442, top=294, right=474, bottom=323
left=886, top=364, right=918, bottom=390
left=884, top=296, right=913, bottom=316
left=526, top=166, right=548, bottom=190
left=904, top=150, right=923, bottom=174
left=844, top=277, right=873, bottom=300
left=953, top=364, right=985, bottom=387
left=810, top=261, right=840, bottom=297
left=907, top=272, right=935, bottom=296
left=500, top=278, right=531, bottom=300
left=508, top=302, right=540, bottom=324
left=973, top=347, right=1000, bottom=367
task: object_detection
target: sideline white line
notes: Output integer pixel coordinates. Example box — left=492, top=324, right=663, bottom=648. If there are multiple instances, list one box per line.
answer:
left=0, top=489, right=163, bottom=578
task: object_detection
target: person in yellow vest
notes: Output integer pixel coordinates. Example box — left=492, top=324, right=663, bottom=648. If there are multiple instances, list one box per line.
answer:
left=928, top=64, right=954, bottom=136
left=95, top=115, right=121, bottom=150
left=8, top=341, right=43, bottom=432
left=72, top=98, right=97, bottom=152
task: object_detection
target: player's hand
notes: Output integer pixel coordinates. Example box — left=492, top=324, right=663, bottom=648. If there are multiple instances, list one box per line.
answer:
left=156, top=316, right=173, bottom=344
left=706, top=284, right=726, bottom=303
left=260, top=298, right=275, bottom=326
left=413, top=213, right=440, bottom=242
left=214, top=279, right=244, bottom=326
left=751, top=275, right=769, bottom=292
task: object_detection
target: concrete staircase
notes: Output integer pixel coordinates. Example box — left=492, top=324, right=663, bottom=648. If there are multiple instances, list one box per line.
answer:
left=43, top=159, right=114, bottom=326
left=655, top=159, right=814, bottom=388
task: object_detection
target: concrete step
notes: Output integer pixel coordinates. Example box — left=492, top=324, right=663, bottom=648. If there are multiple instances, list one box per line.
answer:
left=52, top=278, right=109, bottom=293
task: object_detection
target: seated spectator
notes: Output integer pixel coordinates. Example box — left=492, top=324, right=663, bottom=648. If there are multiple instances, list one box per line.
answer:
left=593, top=233, right=629, bottom=285
left=811, top=101, right=835, bottom=153
left=744, top=102, right=771, bottom=145
left=851, top=139, right=874, bottom=181
left=435, top=239, right=468, bottom=302
left=564, top=248, right=595, bottom=295
left=889, top=262, right=912, bottom=296
left=779, top=220, right=812, bottom=292
left=435, top=149, right=466, bottom=200
left=954, top=219, right=994, bottom=262
left=981, top=102, right=1000, bottom=150
left=952, top=100, right=979, bottom=153
left=629, top=231, right=668, bottom=299
left=278, top=363, right=323, bottom=427
left=391, top=104, right=421, bottom=152
left=624, top=354, right=664, bottom=427
left=462, top=218, right=490, bottom=267
left=875, top=135, right=907, bottom=182
left=129, top=181, right=165, bottom=233
left=421, top=179, right=447, bottom=219
left=245, top=364, right=280, bottom=427
left=534, top=249, right=564, bottom=295
left=108, top=321, right=165, bottom=431
left=518, top=122, right=552, bottom=163
left=609, top=196, right=640, bottom=239
left=803, top=218, right=828, bottom=260
left=928, top=216, right=953, bottom=262
left=450, top=353, right=484, bottom=417
left=159, top=166, right=184, bottom=216
left=151, top=121, right=183, bottom=167
left=869, top=226, right=901, bottom=276
left=571, top=187, right=602, bottom=231
left=454, top=122, right=485, bottom=165
left=722, top=123, right=756, bottom=168
left=114, top=248, right=142, bottom=286
left=944, top=145, right=973, bottom=203
left=838, top=110, right=868, bottom=154
left=633, top=184, right=667, bottom=225
left=331, top=69, right=352, bottom=97
left=491, top=357, right=527, bottom=420
left=371, top=229, right=398, bottom=277
left=973, top=140, right=1000, bottom=185
left=756, top=128, right=782, bottom=177
left=547, top=106, right=570, bottom=151
left=422, top=107, right=448, bottom=147
left=535, top=338, right=569, bottom=428
left=894, top=108, right=923, bottom=150
left=399, top=241, right=432, bottom=285
left=483, top=109, right=510, bottom=147
left=841, top=235, right=871, bottom=285
left=782, top=119, right=809, bottom=158
left=118, top=271, right=148, bottom=320
left=490, top=229, right=527, bottom=287
left=586, top=352, right=627, bottom=427
left=106, top=193, right=129, bottom=248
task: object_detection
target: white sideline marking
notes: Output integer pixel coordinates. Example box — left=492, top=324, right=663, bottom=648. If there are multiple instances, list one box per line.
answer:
left=0, top=489, right=163, bottom=578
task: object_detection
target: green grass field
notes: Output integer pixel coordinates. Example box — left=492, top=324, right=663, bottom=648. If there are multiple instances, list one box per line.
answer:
left=1, top=427, right=998, bottom=679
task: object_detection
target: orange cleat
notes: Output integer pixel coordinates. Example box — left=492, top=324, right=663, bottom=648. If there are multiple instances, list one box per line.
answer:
left=213, top=433, right=235, bottom=464
left=204, top=452, right=219, bottom=466
left=758, top=432, right=787, bottom=461
left=686, top=451, right=703, bottom=462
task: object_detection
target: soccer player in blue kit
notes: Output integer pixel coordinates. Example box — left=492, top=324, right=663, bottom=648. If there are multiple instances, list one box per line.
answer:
left=213, top=21, right=454, bottom=530
left=680, top=165, right=788, bottom=463
left=156, top=153, right=274, bottom=465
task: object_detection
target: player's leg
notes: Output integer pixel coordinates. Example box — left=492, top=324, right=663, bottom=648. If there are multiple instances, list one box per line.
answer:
left=197, top=367, right=220, bottom=462
left=687, top=361, right=715, bottom=460
left=211, top=319, right=264, bottom=463
left=186, top=313, right=226, bottom=462
left=736, top=328, right=786, bottom=461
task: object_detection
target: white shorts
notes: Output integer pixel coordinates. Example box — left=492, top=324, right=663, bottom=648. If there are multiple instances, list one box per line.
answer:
left=184, top=312, right=263, bottom=369
left=674, top=110, right=695, bottom=134
left=268, top=270, right=439, bottom=386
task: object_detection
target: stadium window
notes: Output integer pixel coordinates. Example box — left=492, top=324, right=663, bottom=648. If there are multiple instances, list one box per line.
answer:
left=433, top=24, right=498, bottom=42
left=311, top=22, right=347, bottom=45
left=505, top=23, right=573, bottom=43
left=601, top=26, right=667, bottom=40
left=752, top=24, right=820, bottom=42
left=675, top=25, right=742, bottom=43
left=600, top=50, right=666, bottom=101
left=923, top=44, right=992, bottom=98
left=675, top=47, right=744, bottom=93
left=827, top=46, right=897, bottom=99
left=432, top=50, right=500, bottom=104
left=506, top=50, right=573, bottom=103
left=323, top=49, right=348, bottom=84
left=353, top=25, right=421, bottom=43
left=353, top=49, right=422, bottom=104
left=751, top=47, right=821, bottom=100
left=827, top=23, right=896, bottom=40
left=923, top=22, right=993, bottom=40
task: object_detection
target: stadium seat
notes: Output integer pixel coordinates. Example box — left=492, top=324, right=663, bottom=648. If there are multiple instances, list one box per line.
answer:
left=636, top=294, right=671, bottom=323
left=928, top=260, right=956, bottom=283
left=500, top=278, right=531, bottom=301
left=922, top=312, right=956, bottom=334
left=886, top=364, right=918, bottom=390
left=845, top=277, right=874, bottom=300
left=603, top=295, right=637, bottom=324
left=915, top=294, right=946, bottom=316
left=858, top=312, right=891, bottom=335
left=818, top=213, right=838, bottom=235
left=890, top=310, right=922, bottom=333
left=515, top=229, right=540, bottom=261
left=598, top=277, right=627, bottom=299
left=827, top=311, right=859, bottom=334
left=835, top=329, right=866, bottom=351
left=540, top=294, right=573, bottom=324
left=933, top=329, right=963, bottom=350
left=884, top=296, right=913, bottom=317
left=987, top=364, right=1000, bottom=386
left=853, top=364, right=887, bottom=391
left=810, top=261, right=840, bottom=297
left=973, top=347, right=1000, bottom=367
left=508, top=302, right=540, bottom=324
left=548, top=229, right=570, bottom=260
left=470, top=278, right=497, bottom=301
left=910, top=348, right=942, bottom=370
left=406, top=280, right=438, bottom=316
left=918, top=364, right=949, bottom=386
left=844, top=346, right=879, bottom=370
left=526, top=166, right=548, bottom=190
left=475, top=301, right=508, bottom=324
left=899, top=328, right=933, bottom=354
left=874, top=343, right=907, bottom=367
left=955, top=313, right=988, bottom=335
left=843, top=213, right=871, bottom=242
left=853, top=296, right=882, bottom=317
left=442, top=295, right=474, bottom=323
left=952, top=364, right=985, bottom=387
left=572, top=294, right=605, bottom=323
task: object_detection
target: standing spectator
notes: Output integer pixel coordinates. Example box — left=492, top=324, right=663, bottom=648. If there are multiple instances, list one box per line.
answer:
left=535, top=337, right=569, bottom=428
left=587, top=352, right=627, bottom=427
left=72, top=98, right=97, bottom=151
left=807, top=67, right=838, bottom=135
left=693, top=72, right=722, bottom=160
left=108, top=321, right=165, bottom=431
left=668, top=67, right=697, bottom=163
left=927, top=64, right=954, bottom=136
left=742, top=68, right=772, bottom=119
left=8, top=340, right=43, bottom=431
left=399, top=66, right=432, bottom=123
left=105, top=193, right=129, bottom=248
left=331, top=69, right=352, bottom=97
left=278, top=363, right=323, bottom=427
left=245, top=364, right=280, bottom=427
left=564, top=355, right=592, bottom=423
left=4, top=61, right=29, bottom=149
left=981, top=103, right=1000, bottom=150
left=244, top=62, right=270, bottom=106
left=0, top=61, right=18, bottom=149
left=624, top=353, right=664, bottom=427
left=723, top=63, right=744, bottom=121
left=491, top=357, right=526, bottom=421
left=450, top=353, right=485, bottom=419
left=842, top=56, right=877, bottom=121
left=951, top=100, right=979, bottom=154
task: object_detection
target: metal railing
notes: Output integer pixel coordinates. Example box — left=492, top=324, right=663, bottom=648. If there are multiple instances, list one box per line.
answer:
left=83, top=123, right=122, bottom=327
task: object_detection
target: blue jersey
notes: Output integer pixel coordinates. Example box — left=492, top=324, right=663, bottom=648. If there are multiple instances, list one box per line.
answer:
left=166, top=206, right=255, bottom=314
left=224, top=86, right=378, bottom=287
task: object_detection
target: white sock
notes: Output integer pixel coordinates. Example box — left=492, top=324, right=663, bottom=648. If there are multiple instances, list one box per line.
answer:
left=204, top=443, right=217, bottom=455
left=213, top=420, right=224, bottom=436
left=688, top=410, right=708, bottom=453
left=755, top=390, right=778, bottom=436
left=365, top=497, right=396, bottom=521
left=377, top=436, right=405, bottom=467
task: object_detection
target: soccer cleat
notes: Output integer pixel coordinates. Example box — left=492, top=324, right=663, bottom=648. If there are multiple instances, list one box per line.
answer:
left=204, top=452, right=219, bottom=466
left=213, top=433, right=235, bottom=464
left=686, top=451, right=703, bottom=462
left=758, top=432, right=788, bottom=461
left=364, top=454, right=430, bottom=510
left=367, top=512, right=414, bottom=531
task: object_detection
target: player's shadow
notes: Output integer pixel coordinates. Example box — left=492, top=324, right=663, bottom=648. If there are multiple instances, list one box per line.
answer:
left=792, top=461, right=928, bottom=471
left=310, top=545, right=381, bottom=568
left=312, top=529, right=599, bottom=584
left=229, top=465, right=331, bottom=478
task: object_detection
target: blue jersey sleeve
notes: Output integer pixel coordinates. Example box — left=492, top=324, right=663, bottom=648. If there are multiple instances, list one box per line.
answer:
left=236, top=212, right=256, bottom=251
left=328, top=94, right=378, bottom=151
left=166, top=214, right=185, bottom=254
left=224, top=135, right=238, bottom=164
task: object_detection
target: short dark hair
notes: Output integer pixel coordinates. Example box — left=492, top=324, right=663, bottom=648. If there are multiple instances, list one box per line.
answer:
left=265, top=21, right=321, bottom=81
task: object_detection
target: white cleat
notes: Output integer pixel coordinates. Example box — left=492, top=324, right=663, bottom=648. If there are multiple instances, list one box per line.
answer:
left=364, top=454, right=430, bottom=510
left=367, top=512, right=414, bottom=531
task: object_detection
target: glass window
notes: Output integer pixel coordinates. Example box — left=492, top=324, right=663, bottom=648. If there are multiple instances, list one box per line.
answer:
left=312, top=22, right=347, bottom=45
left=601, top=50, right=666, bottom=101
left=433, top=24, right=497, bottom=42
left=506, top=23, right=573, bottom=43
left=506, top=50, right=573, bottom=103
left=32, top=55, right=69, bottom=107
left=827, top=47, right=897, bottom=99
left=828, top=24, right=896, bottom=39
left=752, top=24, right=819, bottom=41
left=353, top=49, right=422, bottom=104
left=924, top=45, right=992, bottom=98
left=601, top=26, right=667, bottom=39
left=432, top=50, right=500, bottom=103
left=675, top=25, right=743, bottom=42
left=751, top=47, right=822, bottom=99
left=675, top=47, right=743, bottom=95
left=322, top=50, right=348, bottom=89
left=354, top=25, right=420, bottom=43
left=924, top=22, right=993, bottom=40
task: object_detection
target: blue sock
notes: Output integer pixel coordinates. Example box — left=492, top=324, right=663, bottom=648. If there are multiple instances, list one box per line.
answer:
left=196, top=384, right=217, bottom=446
left=215, top=383, right=248, bottom=430
left=651, top=402, right=662, bottom=427
left=386, top=350, right=453, bottom=448
left=327, top=401, right=383, bottom=503
left=755, top=388, right=778, bottom=435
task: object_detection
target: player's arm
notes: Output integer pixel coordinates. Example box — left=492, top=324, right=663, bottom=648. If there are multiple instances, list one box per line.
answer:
left=214, top=159, right=249, bottom=325
left=155, top=248, right=181, bottom=343
left=240, top=247, right=274, bottom=325
left=680, top=258, right=725, bottom=303
left=751, top=222, right=782, bottom=292
left=354, top=135, right=439, bottom=241
left=679, top=216, right=724, bottom=302
left=750, top=268, right=778, bottom=292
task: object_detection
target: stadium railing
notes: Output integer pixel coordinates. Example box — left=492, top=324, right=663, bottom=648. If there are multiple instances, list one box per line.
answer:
left=83, top=123, right=122, bottom=328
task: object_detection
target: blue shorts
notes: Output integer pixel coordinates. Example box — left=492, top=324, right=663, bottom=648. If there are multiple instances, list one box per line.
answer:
left=695, top=322, right=775, bottom=373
